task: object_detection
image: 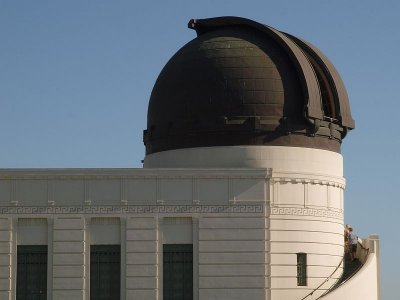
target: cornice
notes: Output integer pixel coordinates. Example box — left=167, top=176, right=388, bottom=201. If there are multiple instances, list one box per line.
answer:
left=0, top=168, right=272, bottom=180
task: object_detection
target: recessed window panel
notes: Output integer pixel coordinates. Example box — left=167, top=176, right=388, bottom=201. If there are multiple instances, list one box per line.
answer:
left=90, top=245, right=121, bottom=300
left=17, top=245, right=48, bottom=300
left=163, top=244, right=193, bottom=300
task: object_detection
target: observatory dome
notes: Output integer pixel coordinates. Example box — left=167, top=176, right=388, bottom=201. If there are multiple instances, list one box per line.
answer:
left=144, top=17, right=354, bottom=155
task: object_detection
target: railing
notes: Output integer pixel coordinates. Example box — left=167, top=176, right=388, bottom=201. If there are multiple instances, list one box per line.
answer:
left=319, top=240, right=370, bottom=299
left=299, top=253, right=345, bottom=300
left=335, top=240, right=369, bottom=286
left=299, top=239, right=370, bottom=300
left=356, top=238, right=370, bottom=264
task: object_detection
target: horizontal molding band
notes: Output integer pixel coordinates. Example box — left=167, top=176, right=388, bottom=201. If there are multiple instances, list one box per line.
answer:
left=0, top=205, right=341, bottom=220
left=0, top=205, right=265, bottom=215
left=271, top=288, right=331, bottom=290
left=270, top=217, right=342, bottom=225
left=270, top=241, right=343, bottom=246
left=198, top=275, right=264, bottom=278
left=270, top=276, right=341, bottom=279
left=197, top=263, right=268, bottom=266
left=270, top=229, right=342, bottom=235
left=270, top=253, right=342, bottom=257
left=0, top=168, right=271, bottom=179
left=271, top=264, right=342, bottom=268
left=198, top=252, right=266, bottom=254
left=271, top=207, right=342, bottom=219
left=198, top=287, right=266, bottom=290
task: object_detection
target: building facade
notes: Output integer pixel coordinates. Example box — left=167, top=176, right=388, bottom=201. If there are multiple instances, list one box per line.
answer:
left=0, top=17, right=379, bottom=300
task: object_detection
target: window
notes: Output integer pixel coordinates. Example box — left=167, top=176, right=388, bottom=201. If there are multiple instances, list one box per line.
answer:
left=90, top=245, right=121, bottom=300
left=163, top=244, right=193, bottom=300
left=297, top=252, right=307, bottom=286
left=17, top=245, right=48, bottom=300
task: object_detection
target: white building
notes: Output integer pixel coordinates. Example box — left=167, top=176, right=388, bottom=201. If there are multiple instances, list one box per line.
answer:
left=0, top=17, right=380, bottom=300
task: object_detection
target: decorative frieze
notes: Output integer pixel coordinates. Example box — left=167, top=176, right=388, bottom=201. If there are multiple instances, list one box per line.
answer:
left=270, top=207, right=343, bottom=219
left=0, top=205, right=264, bottom=215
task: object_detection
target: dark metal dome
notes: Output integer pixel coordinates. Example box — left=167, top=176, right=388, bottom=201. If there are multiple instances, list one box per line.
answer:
left=144, top=17, right=354, bottom=155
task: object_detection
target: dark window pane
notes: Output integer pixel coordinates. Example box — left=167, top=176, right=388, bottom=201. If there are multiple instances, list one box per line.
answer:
left=17, top=245, right=48, bottom=300
left=90, top=245, right=120, bottom=300
left=163, top=244, right=193, bottom=300
left=297, top=252, right=307, bottom=286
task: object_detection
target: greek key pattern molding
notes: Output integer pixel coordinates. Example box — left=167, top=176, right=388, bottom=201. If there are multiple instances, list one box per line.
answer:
left=271, top=207, right=343, bottom=219
left=0, top=204, right=264, bottom=215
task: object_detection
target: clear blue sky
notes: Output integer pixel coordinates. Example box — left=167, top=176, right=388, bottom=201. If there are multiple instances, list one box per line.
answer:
left=0, top=1, right=398, bottom=298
